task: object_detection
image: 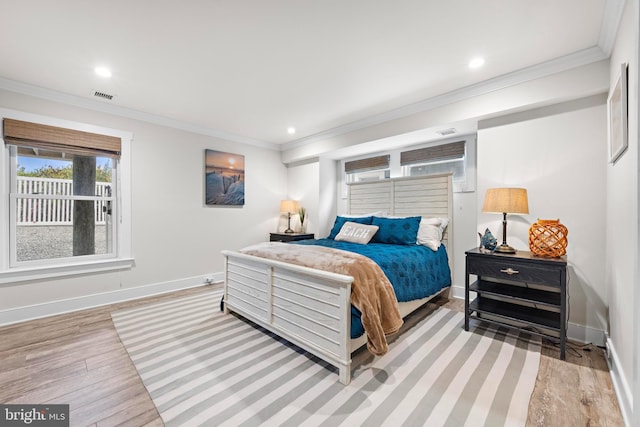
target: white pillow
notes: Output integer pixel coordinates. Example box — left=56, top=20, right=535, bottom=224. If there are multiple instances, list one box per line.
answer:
left=334, top=221, right=379, bottom=244
left=417, top=217, right=449, bottom=251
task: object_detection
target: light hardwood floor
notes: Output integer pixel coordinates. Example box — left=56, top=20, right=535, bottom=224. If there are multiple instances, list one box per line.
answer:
left=441, top=298, right=625, bottom=427
left=0, top=285, right=624, bottom=426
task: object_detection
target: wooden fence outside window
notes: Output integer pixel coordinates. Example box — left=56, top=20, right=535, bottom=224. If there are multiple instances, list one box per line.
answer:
left=16, top=176, right=111, bottom=225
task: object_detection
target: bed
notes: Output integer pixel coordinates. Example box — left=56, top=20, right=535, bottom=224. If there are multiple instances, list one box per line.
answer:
left=222, top=173, right=453, bottom=384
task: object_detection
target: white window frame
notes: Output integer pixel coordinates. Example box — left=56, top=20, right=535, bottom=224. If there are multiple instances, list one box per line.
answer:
left=0, top=109, right=133, bottom=283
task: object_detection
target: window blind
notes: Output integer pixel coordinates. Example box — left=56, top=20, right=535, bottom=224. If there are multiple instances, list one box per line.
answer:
left=3, top=118, right=121, bottom=158
left=400, top=141, right=465, bottom=165
left=344, top=154, right=390, bottom=173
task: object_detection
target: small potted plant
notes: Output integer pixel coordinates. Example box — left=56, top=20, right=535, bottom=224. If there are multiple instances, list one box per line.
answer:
left=298, top=206, right=307, bottom=232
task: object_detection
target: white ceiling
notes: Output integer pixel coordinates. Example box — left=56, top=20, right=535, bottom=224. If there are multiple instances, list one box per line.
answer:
left=0, top=1, right=617, bottom=149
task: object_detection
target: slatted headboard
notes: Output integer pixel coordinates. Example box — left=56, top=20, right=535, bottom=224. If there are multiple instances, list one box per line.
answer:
left=347, top=173, right=454, bottom=269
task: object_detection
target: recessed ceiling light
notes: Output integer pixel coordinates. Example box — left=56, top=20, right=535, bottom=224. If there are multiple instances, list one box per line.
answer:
left=94, top=66, right=112, bottom=78
left=468, top=57, right=485, bottom=69
left=287, top=127, right=296, bottom=135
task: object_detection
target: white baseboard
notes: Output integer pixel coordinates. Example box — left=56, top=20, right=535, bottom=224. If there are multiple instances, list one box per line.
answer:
left=567, top=321, right=606, bottom=347
left=605, top=337, right=633, bottom=427
left=0, top=271, right=224, bottom=327
left=450, top=285, right=465, bottom=300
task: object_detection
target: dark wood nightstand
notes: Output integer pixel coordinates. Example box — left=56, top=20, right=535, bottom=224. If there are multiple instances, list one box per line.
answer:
left=269, top=232, right=315, bottom=242
left=465, top=247, right=567, bottom=359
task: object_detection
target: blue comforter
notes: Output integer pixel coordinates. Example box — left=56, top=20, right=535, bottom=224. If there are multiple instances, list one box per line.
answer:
left=292, top=239, right=451, bottom=338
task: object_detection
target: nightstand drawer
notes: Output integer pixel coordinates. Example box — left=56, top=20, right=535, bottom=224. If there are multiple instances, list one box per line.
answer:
left=467, top=256, right=562, bottom=286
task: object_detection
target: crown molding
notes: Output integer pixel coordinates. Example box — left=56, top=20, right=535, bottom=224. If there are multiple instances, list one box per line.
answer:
left=281, top=46, right=608, bottom=152
left=0, top=77, right=279, bottom=151
left=598, top=0, right=627, bottom=56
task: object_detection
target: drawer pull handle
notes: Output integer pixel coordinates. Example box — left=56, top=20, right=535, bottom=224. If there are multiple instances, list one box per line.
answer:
left=500, top=268, right=519, bottom=275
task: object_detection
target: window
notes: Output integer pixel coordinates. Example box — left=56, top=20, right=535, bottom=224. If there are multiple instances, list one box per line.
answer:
left=340, top=136, right=476, bottom=197
left=401, top=138, right=476, bottom=192
left=401, top=140, right=465, bottom=179
left=344, top=154, right=391, bottom=183
left=12, top=147, right=115, bottom=263
left=1, top=112, right=133, bottom=283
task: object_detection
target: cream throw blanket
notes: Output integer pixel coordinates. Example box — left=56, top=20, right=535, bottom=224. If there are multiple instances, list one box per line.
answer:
left=240, top=242, right=403, bottom=355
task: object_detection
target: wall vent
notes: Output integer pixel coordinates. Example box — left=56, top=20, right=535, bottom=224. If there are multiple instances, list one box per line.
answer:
left=92, top=90, right=115, bottom=100
left=437, top=128, right=457, bottom=136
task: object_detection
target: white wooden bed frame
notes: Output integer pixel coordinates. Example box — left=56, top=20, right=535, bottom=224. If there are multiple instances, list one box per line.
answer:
left=223, top=173, right=453, bottom=384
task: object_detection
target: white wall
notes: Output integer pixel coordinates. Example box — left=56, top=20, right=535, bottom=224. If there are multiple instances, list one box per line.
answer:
left=284, top=158, right=320, bottom=234
left=0, top=89, right=287, bottom=318
left=449, top=191, right=477, bottom=296
left=606, top=0, right=639, bottom=424
left=318, top=157, right=338, bottom=237
left=284, top=157, right=338, bottom=238
left=477, top=97, right=608, bottom=344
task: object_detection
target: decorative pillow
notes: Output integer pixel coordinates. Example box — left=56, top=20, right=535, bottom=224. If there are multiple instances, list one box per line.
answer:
left=371, top=216, right=421, bottom=245
left=417, top=217, right=449, bottom=251
left=328, top=216, right=373, bottom=239
left=334, top=222, right=379, bottom=244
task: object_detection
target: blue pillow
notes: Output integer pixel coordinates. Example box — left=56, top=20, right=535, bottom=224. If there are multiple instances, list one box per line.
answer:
left=328, top=216, right=373, bottom=239
left=371, top=216, right=421, bottom=245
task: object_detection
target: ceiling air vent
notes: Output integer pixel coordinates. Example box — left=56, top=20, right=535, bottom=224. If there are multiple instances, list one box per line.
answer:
left=92, top=90, right=115, bottom=100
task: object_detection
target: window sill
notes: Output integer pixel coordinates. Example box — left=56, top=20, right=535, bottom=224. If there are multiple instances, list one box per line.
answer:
left=0, top=258, right=134, bottom=284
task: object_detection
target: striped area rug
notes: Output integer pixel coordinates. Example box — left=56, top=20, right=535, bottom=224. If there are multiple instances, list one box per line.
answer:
left=111, top=289, right=541, bottom=427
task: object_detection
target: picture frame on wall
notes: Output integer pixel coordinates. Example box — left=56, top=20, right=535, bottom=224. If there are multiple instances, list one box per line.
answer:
left=608, top=62, right=628, bottom=164
left=205, top=149, right=245, bottom=206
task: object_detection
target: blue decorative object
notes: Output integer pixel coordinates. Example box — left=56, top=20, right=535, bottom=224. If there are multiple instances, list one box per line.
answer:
left=479, top=228, right=498, bottom=251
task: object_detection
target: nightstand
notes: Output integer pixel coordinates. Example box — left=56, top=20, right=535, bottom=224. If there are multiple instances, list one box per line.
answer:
left=465, top=247, right=567, bottom=359
left=269, top=232, right=315, bottom=242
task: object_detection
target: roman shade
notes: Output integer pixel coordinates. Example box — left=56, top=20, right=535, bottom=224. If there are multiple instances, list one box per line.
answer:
left=400, top=141, right=465, bottom=166
left=3, top=118, right=121, bottom=158
left=344, top=154, right=390, bottom=173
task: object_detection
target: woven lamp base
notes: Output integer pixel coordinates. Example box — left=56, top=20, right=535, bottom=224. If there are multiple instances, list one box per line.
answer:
left=528, top=219, right=568, bottom=257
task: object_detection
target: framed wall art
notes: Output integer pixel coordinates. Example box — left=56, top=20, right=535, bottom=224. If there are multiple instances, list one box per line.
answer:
left=205, top=149, right=245, bottom=206
left=608, top=62, right=628, bottom=164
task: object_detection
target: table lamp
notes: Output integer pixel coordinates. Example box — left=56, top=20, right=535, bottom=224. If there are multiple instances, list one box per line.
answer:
left=280, top=200, right=299, bottom=233
left=482, top=188, right=529, bottom=253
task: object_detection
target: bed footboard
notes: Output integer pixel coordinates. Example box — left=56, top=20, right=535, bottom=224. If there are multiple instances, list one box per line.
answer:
left=222, top=250, right=355, bottom=384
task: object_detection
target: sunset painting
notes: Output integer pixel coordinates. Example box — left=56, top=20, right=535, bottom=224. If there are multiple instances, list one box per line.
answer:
left=205, top=149, right=245, bottom=206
